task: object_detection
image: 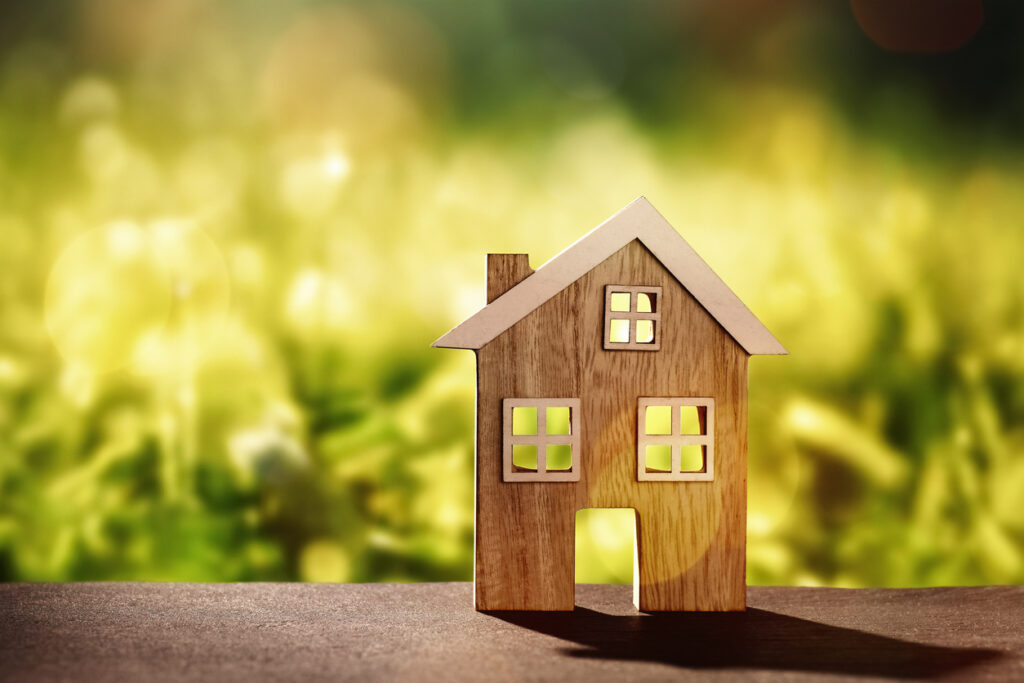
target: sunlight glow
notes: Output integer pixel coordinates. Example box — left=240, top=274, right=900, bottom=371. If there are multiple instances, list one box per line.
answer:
left=324, top=153, right=351, bottom=180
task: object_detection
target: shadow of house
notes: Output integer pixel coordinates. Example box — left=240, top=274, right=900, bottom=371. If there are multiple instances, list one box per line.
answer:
left=485, top=607, right=1002, bottom=679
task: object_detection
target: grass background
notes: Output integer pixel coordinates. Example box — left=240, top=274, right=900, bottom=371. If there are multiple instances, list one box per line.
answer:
left=1, top=0, right=1022, bottom=587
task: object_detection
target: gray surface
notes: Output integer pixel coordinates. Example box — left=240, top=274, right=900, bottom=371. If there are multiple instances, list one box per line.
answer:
left=0, top=583, right=1021, bottom=682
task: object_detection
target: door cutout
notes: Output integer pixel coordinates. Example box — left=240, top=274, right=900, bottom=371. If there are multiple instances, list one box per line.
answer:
left=575, top=508, right=639, bottom=608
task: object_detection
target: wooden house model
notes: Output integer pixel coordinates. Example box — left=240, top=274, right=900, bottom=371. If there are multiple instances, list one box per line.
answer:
left=433, top=198, right=786, bottom=611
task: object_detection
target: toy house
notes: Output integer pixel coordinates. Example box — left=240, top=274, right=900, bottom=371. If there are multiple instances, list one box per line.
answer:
left=433, top=198, right=786, bottom=611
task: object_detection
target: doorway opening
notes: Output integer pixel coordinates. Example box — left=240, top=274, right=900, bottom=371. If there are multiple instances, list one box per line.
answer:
left=575, top=508, right=639, bottom=607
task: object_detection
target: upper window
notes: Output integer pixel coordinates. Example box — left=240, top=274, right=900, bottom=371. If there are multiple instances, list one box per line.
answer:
left=637, top=397, right=714, bottom=481
left=603, top=285, right=662, bottom=351
left=502, top=398, right=581, bottom=482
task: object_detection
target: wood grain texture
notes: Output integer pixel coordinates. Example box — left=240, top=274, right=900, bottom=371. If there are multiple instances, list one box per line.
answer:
left=487, top=253, right=533, bottom=304
left=475, top=239, right=748, bottom=611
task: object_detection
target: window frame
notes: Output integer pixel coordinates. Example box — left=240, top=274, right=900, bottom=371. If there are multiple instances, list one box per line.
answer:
left=637, top=397, right=715, bottom=482
left=502, top=398, right=582, bottom=482
left=603, top=285, right=662, bottom=351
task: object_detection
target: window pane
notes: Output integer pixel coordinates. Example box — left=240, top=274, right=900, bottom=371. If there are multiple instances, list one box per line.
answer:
left=680, top=406, right=703, bottom=434
left=512, top=406, right=537, bottom=435
left=546, top=444, right=572, bottom=470
left=609, top=319, right=630, bottom=343
left=645, top=445, right=672, bottom=472
left=635, top=319, right=655, bottom=343
left=546, top=406, right=570, bottom=435
left=680, top=445, right=704, bottom=472
left=512, top=444, right=538, bottom=470
left=645, top=405, right=672, bottom=435
left=610, top=292, right=631, bottom=312
left=636, top=292, right=654, bottom=313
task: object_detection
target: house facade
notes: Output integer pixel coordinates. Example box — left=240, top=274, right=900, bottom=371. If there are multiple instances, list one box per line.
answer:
left=434, top=198, right=786, bottom=611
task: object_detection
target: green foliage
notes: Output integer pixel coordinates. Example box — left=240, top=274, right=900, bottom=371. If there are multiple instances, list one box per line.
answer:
left=0, top=1, right=1022, bottom=587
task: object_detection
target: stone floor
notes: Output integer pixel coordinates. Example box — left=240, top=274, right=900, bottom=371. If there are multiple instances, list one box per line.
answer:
left=1, top=583, right=1021, bottom=681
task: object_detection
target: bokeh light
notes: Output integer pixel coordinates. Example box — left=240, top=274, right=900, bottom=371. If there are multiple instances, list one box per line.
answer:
left=45, top=222, right=172, bottom=373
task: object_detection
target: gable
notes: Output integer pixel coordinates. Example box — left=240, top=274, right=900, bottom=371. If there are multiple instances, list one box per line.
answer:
left=485, top=238, right=744, bottom=374
left=433, top=197, right=787, bottom=355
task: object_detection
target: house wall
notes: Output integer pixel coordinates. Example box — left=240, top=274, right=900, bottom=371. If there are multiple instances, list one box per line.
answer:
left=475, top=239, right=749, bottom=611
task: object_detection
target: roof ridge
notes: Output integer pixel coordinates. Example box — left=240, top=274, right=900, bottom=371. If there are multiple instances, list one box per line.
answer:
left=432, top=197, right=787, bottom=355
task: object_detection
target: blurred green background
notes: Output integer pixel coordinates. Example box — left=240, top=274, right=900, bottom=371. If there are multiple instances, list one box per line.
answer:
left=1, top=0, right=1022, bottom=587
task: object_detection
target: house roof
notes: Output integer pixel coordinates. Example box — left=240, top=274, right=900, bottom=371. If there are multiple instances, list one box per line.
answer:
left=432, top=197, right=788, bottom=355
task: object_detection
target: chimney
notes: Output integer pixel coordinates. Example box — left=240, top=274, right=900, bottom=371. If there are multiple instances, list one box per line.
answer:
left=487, top=254, right=533, bottom=303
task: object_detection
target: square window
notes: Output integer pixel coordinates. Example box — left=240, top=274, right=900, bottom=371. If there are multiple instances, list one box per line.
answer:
left=610, top=292, right=631, bottom=312
left=512, top=406, right=537, bottom=435
left=636, top=292, right=655, bottom=313
left=546, top=406, right=571, bottom=435
left=604, top=285, right=661, bottom=351
left=637, top=397, right=714, bottom=482
left=680, top=445, right=704, bottom=472
left=512, top=444, right=537, bottom=471
left=635, top=320, right=655, bottom=343
left=503, top=398, right=581, bottom=482
left=609, top=319, right=630, bottom=343
left=546, top=444, right=573, bottom=470
left=680, top=405, right=704, bottom=435
left=645, top=445, right=672, bottom=472
left=644, top=405, right=672, bottom=435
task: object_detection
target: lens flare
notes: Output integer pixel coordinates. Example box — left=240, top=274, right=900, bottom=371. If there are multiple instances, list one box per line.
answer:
left=851, top=0, right=984, bottom=53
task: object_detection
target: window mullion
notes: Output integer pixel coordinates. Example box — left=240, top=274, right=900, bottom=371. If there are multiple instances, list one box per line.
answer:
left=671, top=406, right=682, bottom=473
left=537, top=409, right=548, bottom=473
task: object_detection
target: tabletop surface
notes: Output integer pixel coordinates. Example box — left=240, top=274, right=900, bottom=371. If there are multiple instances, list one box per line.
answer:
left=0, top=582, right=1021, bottom=682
